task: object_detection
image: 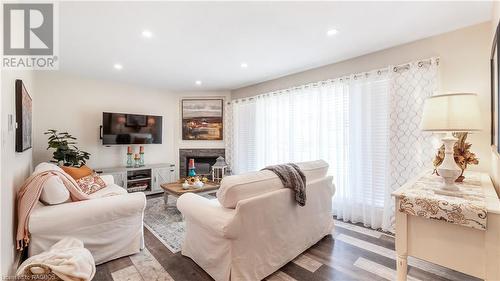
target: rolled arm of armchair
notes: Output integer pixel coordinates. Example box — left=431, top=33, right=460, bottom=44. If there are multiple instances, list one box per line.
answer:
left=177, top=193, right=238, bottom=238
left=29, top=192, right=146, bottom=233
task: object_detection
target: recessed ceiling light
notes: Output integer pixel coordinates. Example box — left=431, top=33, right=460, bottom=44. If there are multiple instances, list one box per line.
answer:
left=327, top=29, right=338, bottom=36
left=142, top=30, right=153, bottom=38
left=240, top=62, right=248, bottom=68
left=113, top=63, right=123, bottom=70
left=195, top=80, right=202, bottom=85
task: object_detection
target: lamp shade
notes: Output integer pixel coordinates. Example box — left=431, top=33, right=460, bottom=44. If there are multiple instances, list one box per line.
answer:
left=420, top=93, right=482, bottom=132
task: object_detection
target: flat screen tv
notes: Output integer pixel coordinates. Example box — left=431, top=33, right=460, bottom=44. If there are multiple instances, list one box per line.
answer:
left=102, top=112, right=162, bottom=145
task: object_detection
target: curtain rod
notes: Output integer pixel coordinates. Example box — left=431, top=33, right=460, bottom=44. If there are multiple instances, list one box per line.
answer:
left=229, top=57, right=439, bottom=104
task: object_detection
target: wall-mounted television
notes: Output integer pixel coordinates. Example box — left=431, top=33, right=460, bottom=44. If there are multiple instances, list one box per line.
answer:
left=102, top=112, right=162, bottom=145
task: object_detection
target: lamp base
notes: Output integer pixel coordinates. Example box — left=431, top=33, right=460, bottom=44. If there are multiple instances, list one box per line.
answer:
left=435, top=132, right=462, bottom=196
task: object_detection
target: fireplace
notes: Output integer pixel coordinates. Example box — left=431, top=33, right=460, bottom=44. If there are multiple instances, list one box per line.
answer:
left=179, top=149, right=225, bottom=179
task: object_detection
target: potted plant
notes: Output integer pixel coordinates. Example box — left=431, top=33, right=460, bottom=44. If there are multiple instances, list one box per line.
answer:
left=45, top=129, right=90, bottom=167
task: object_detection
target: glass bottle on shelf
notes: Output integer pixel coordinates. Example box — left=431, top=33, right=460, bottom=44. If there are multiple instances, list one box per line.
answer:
left=139, top=146, right=145, bottom=166
left=126, top=146, right=133, bottom=168
left=134, top=153, right=140, bottom=168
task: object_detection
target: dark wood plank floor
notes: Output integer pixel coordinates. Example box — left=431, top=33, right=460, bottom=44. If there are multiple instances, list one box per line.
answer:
left=94, top=220, right=481, bottom=281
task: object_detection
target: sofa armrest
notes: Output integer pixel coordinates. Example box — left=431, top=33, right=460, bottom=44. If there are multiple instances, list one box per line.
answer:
left=100, top=174, right=114, bottom=186
left=29, top=192, right=146, bottom=234
left=177, top=193, right=238, bottom=238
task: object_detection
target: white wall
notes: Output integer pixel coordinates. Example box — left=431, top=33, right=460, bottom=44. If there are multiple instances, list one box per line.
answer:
left=232, top=22, right=492, bottom=174
left=1, top=70, right=35, bottom=275
left=33, top=72, right=229, bottom=178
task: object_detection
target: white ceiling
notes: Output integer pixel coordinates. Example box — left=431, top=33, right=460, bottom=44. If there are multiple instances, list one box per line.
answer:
left=59, top=1, right=492, bottom=91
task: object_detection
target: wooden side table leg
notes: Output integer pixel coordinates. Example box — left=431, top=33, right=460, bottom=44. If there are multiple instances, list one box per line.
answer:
left=397, top=254, right=408, bottom=281
left=395, top=198, right=408, bottom=281
left=163, top=192, right=169, bottom=205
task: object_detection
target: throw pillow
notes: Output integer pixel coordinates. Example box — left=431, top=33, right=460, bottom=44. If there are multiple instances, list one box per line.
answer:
left=40, top=176, right=71, bottom=205
left=76, top=174, right=107, bottom=195
left=61, top=165, right=93, bottom=180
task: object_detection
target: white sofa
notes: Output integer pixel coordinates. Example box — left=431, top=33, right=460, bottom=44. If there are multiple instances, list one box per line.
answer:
left=177, top=160, right=335, bottom=281
left=28, top=163, right=146, bottom=265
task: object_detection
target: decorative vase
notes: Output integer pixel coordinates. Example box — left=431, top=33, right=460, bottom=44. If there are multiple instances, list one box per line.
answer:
left=126, top=146, right=133, bottom=167
left=188, top=158, right=196, bottom=177
left=134, top=153, right=140, bottom=168
left=139, top=146, right=145, bottom=166
left=126, top=153, right=133, bottom=168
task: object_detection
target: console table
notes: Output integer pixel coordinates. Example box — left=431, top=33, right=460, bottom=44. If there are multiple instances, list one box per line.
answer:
left=392, top=171, right=500, bottom=281
left=95, top=163, right=175, bottom=195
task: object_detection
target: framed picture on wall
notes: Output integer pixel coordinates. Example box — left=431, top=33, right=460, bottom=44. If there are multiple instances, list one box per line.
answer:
left=182, top=99, right=223, bottom=140
left=15, top=79, right=33, bottom=152
left=492, top=21, right=500, bottom=154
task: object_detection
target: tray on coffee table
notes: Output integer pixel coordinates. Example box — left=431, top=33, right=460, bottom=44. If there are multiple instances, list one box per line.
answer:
left=160, top=181, right=220, bottom=204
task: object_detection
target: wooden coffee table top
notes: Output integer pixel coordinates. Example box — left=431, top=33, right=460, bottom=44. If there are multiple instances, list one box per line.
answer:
left=160, top=181, right=220, bottom=197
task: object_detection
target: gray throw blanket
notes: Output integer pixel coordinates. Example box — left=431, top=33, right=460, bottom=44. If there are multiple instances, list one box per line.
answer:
left=262, top=163, right=306, bottom=206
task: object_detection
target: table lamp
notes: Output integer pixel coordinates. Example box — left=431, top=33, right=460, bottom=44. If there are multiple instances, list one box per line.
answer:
left=420, top=93, right=482, bottom=193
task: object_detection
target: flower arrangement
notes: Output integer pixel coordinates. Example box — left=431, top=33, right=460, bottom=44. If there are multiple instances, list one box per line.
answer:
left=433, top=132, right=479, bottom=182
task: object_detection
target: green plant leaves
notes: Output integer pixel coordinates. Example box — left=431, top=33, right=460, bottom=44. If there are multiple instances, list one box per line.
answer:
left=45, top=129, right=91, bottom=167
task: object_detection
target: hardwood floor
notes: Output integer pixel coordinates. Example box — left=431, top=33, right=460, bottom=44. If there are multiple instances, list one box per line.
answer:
left=95, top=220, right=480, bottom=281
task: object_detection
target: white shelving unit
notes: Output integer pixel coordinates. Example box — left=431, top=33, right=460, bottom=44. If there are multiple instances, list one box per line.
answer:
left=95, top=163, right=175, bottom=195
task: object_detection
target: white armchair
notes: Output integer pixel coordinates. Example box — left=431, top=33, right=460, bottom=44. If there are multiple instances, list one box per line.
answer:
left=177, top=160, right=335, bottom=281
left=28, top=163, right=146, bottom=265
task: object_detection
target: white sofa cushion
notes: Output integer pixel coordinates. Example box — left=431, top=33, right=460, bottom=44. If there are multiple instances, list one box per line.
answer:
left=89, top=184, right=127, bottom=199
left=217, top=160, right=329, bottom=208
left=34, top=162, right=70, bottom=205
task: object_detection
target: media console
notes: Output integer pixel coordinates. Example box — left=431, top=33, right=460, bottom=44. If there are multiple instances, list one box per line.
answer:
left=95, top=163, right=175, bottom=195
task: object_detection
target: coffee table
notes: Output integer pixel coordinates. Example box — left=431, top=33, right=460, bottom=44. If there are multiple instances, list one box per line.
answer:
left=160, top=181, right=220, bottom=205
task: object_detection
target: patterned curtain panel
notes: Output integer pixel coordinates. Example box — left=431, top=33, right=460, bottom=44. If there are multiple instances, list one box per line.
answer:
left=382, top=58, right=439, bottom=231
left=224, top=100, right=234, bottom=172
left=228, top=57, right=439, bottom=232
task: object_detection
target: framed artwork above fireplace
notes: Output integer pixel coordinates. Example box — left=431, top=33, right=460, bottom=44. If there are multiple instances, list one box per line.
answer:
left=182, top=99, right=223, bottom=140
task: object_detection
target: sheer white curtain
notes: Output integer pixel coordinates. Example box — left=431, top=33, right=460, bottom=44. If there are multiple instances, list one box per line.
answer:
left=230, top=58, right=438, bottom=232
left=231, top=75, right=388, bottom=229
left=232, top=82, right=349, bottom=176
left=334, top=74, right=390, bottom=229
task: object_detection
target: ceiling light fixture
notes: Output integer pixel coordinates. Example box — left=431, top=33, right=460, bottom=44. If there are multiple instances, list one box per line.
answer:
left=114, top=63, right=123, bottom=70
left=195, top=80, right=202, bottom=85
left=241, top=62, right=248, bottom=68
left=327, top=29, right=338, bottom=36
left=142, top=30, right=153, bottom=38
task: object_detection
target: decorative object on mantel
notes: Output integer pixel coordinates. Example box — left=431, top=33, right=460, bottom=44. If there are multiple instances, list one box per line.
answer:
left=211, top=156, right=228, bottom=183
left=16, top=80, right=33, bottom=152
left=432, top=132, right=479, bottom=182
left=182, top=99, right=223, bottom=140
left=420, top=93, right=482, bottom=195
left=188, top=158, right=196, bottom=177
left=45, top=129, right=90, bottom=167
left=126, top=146, right=133, bottom=168
left=398, top=171, right=487, bottom=230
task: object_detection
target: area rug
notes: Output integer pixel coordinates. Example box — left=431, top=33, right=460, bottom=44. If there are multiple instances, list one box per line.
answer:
left=143, top=194, right=215, bottom=253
